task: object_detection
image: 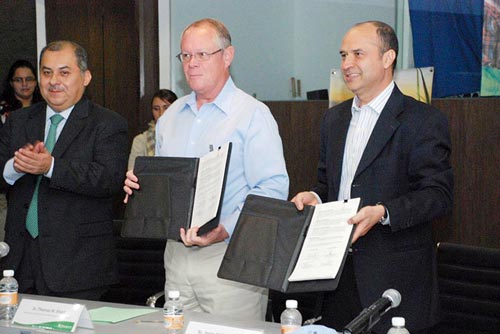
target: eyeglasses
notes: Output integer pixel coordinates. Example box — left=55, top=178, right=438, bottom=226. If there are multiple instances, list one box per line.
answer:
left=11, top=77, right=36, bottom=84
left=176, top=49, right=223, bottom=63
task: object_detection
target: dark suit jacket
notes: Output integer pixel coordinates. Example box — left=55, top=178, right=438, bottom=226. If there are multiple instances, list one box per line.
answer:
left=0, top=97, right=128, bottom=293
left=313, top=86, right=453, bottom=332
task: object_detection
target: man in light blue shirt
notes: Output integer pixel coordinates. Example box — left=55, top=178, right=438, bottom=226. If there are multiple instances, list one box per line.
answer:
left=124, top=18, right=288, bottom=320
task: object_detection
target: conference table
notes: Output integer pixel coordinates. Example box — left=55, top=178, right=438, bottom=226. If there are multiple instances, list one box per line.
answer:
left=0, top=294, right=281, bottom=334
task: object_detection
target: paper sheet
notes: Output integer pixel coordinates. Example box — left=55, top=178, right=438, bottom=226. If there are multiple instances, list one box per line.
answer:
left=288, top=198, right=360, bottom=282
left=185, top=321, right=264, bottom=334
left=190, top=142, right=230, bottom=228
left=89, top=306, right=158, bottom=324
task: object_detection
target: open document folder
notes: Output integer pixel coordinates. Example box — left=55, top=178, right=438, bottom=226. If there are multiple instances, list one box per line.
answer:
left=122, top=142, right=232, bottom=240
left=218, top=195, right=361, bottom=293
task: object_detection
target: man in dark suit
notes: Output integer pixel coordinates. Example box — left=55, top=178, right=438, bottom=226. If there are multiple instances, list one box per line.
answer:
left=0, top=40, right=128, bottom=300
left=292, top=21, right=453, bottom=334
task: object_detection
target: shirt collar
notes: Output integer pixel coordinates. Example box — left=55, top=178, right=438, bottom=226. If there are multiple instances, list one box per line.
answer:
left=184, top=76, right=236, bottom=116
left=46, top=104, right=74, bottom=122
left=352, top=81, right=395, bottom=115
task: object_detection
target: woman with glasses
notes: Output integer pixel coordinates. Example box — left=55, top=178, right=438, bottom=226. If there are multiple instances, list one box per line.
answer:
left=0, top=59, right=43, bottom=125
left=0, top=60, right=43, bottom=241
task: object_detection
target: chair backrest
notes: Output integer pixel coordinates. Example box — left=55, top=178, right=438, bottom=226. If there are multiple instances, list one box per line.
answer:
left=433, top=242, right=500, bottom=334
left=100, top=220, right=166, bottom=306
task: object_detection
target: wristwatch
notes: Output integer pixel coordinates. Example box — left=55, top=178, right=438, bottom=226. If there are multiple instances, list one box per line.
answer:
left=376, top=202, right=388, bottom=224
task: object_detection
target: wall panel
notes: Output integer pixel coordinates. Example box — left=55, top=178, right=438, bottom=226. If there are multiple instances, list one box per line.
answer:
left=45, top=0, right=158, bottom=218
left=265, top=98, right=500, bottom=249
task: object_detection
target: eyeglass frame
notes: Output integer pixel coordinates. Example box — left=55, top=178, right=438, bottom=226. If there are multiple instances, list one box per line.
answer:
left=11, top=77, right=37, bottom=84
left=176, top=49, right=224, bottom=63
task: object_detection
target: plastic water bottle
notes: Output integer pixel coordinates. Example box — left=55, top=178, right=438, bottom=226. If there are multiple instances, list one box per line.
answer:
left=163, top=290, right=184, bottom=333
left=0, top=270, right=18, bottom=321
left=387, top=317, right=410, bottom=334
left=280, top=299, right=302, bottom=334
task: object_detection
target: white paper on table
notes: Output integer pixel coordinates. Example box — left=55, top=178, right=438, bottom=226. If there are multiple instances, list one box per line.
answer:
left=185, top=320, right=264, bottom=334
left=288, top=198, right=360, bottom=282
left=190, top=142, right=230, bottom=228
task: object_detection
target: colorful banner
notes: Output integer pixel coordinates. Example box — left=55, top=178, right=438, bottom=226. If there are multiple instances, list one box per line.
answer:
left=481, top=0, right=500, bottom=95
left=409, top=0, right=483, bottom=97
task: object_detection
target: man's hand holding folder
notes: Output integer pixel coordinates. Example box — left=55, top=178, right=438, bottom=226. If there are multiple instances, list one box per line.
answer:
left=123, top=162, right=229, bottom=247
left=180, top=224, right=229, bottom=247
left=123, top=169, right=139, bottom=204
left=218, top=195, right=361, bottom=293
left=121, top=143, right=232, bottom=243
left=292, top=191, right=384, bottom=243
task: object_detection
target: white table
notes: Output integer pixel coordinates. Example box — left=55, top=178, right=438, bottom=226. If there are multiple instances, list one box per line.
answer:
left=0, top=294, right=280, bottom=334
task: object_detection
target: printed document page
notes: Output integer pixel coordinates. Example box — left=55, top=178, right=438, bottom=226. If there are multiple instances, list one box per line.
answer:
left=288, top=198, right=360, bottom=281
left=190, top=142, right=230, bottom=228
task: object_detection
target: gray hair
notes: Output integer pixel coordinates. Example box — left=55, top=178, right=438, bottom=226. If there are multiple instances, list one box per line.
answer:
left=182, top=18, right=232, bottom=49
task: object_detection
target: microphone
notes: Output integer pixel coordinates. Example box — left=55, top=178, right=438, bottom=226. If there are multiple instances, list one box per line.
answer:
left=0, top=242, right=10, bottom=258
left=343, top=289, right=401, bottom=334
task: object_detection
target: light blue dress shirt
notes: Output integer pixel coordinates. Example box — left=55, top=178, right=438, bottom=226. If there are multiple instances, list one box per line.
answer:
left=155, top=77, right=289, bottom=238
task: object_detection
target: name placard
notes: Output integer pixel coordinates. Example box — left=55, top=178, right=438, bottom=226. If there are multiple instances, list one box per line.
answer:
left=185, top=321, right=263, bottom=334
left=13, top=299, right=93, bottom=332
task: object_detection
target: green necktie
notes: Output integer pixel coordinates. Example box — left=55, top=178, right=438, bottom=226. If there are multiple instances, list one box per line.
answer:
left=25, top=114, right=64, bottom=238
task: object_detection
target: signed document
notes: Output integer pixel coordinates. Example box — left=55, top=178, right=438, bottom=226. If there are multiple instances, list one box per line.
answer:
left=191, top=142, right=230, bottom=228
left=288, top=198, right=360, bottom=282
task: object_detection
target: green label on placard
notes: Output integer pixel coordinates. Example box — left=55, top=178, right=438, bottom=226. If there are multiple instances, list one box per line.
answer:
left=14, top=321, right=75, bottom=332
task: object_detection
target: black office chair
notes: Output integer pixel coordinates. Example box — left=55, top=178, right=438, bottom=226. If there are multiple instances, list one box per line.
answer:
left=100, top=220, right=166, bottom=307
left=432, top=242, right=500, bottom=334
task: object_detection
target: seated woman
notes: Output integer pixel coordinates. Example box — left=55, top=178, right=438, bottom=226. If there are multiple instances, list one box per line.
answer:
left=128, top=89, right=177, bottom=169
left=0, top=59, right=43, bottom=125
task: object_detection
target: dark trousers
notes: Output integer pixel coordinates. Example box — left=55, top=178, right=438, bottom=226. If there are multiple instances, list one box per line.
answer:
left=319, top=254, right=364, bottom=331
left=320, top=255, right=431, bottom=334
left=16, top=231, right=107, bottom=301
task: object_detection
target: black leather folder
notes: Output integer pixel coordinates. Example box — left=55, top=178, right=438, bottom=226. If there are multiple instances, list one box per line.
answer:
left=217, top=194, right=359, bottom=293
left=121, top=143, right=232, bottom=241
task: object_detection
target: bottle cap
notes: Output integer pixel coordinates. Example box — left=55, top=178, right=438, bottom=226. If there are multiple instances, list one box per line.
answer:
left=168, top=290, right=180, bottom=299
left=286, top=299, right=298, bottom=309
left=3, top=270, right=14, bottom=277
left=392, top=317, right=405, bottom=327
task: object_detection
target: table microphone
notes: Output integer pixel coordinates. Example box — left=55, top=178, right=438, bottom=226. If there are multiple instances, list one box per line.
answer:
left=0, top=241, right=10, bottom=258
left=343, top=289, right=401, bottom=334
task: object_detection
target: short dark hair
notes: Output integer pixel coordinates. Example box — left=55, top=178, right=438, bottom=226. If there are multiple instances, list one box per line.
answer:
left=40, top=40, right=89, bottom=72
left=357, top=21, right=399, bottom=71
left=153, top=89, right=178, bottom=104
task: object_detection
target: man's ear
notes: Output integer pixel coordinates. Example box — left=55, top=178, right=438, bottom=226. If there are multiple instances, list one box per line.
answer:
left=223, top=46, right=235, bottom=68
left=83, top=70, right=92, bottom=87
left=383, top=49, right=396, bottom=70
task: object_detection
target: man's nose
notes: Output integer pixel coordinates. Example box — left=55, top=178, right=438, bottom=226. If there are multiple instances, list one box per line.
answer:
left=48, top=73, right=58, bottom=85
left=341, top=56, right=354, bottom=70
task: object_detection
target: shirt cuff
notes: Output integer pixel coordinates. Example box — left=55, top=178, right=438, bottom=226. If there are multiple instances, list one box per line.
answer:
left=310, top=191, right=323, bottom=204
left=3, top=158, right=24, bottom=185
left=382, top=207, right=391, bottom=225
left=45, top=157, right=55, bottom=178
